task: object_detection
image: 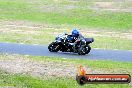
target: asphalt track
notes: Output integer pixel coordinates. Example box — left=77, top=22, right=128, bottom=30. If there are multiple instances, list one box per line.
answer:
left=0, top=42, right=132, bottom=62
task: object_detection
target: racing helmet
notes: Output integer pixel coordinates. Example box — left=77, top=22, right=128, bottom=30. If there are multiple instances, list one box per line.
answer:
left=72, top=28, right=79, bottom=37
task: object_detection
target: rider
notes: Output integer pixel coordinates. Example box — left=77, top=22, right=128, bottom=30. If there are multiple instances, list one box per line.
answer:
left=66, top=28, right=79, bottom=43
left=71, top=28, right=80, bottom=41
left=67, top=28, right=84, bottom=51
left=71, top=28, right=84, bottom=42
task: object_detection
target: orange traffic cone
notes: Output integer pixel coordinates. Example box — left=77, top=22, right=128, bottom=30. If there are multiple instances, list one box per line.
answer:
left=78, top=65, right=86, bottom=76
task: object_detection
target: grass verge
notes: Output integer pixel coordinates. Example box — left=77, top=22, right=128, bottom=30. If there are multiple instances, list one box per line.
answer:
left=0, top=54, right=132, bottom=88
left=29, top=56, right=132, bottom=69
left=0, top=71, right=131, bottom=88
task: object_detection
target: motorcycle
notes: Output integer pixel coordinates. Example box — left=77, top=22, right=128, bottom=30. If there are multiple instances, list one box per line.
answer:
left=48, top=33, right=94, bottom=55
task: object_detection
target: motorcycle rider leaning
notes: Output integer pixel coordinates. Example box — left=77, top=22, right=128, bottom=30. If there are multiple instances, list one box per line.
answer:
left=67, top=29, right=85, bottom=52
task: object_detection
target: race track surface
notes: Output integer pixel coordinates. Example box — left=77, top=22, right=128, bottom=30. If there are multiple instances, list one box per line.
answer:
left=0, top=42, right=132, bottom=62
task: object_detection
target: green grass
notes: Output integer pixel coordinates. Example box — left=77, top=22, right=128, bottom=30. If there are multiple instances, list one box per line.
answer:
left=92, top=36, right=132, bottom=50
left=0, top=0, right=132, bottom=30
left=0, top=28, right=131, bottom=50
left=0, top=0, right=131, bottom=87
left=0, top=0, right=131, bottom=50
left=0, top=71, right=131, bottom=88
left=1, top=9, right=132, bottom=30
left=0, top=54, right=132, bottom=88
left=1, top=54, right=132, bottom=69
left=29, top=56, right=132, bottom=69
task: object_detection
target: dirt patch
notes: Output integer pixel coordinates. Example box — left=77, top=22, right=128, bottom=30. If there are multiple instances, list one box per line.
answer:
left=0, top=20, right=51, bottom=35
left=47, top=29, right=132, bottom=40
left=0, top=55, right=110, bottom=79
left=0, top=20, right=44, bottom=29
left=0, top=20, right=132, bottom=40
left=91, top=2, right=132, bottom=12
left=80, top=29, right=132, bottom=40
left=0, top=54, right=131, bottom=88
left=0, top=56, right=77, bottom=78
left=0, top=28, right=40, bottom=35
left=94, top=2, right=114, bottom=8
left=0, top=55, right=131, bottom=79
left=0, top=86, right=15, bottom=88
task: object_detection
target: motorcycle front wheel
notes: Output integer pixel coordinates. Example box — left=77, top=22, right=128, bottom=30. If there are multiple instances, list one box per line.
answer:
left=48, top=42, right=60, bottom=52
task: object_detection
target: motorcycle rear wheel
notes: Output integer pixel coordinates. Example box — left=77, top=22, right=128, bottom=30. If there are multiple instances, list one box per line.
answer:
left=78, top=45, right=91, bottom=55
left=78, top=46, right=86, bottom=55
left=85, top=45, right=91, bottom=54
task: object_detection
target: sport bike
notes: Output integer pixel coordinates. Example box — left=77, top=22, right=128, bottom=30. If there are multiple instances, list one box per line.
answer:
left=48, top=33, right=94, bottom=55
